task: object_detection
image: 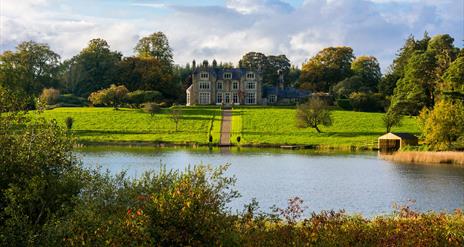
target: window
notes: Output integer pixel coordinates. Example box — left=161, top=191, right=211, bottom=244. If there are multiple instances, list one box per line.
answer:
left=246, top=72, right=255, bottom=79
left=232, top=81, right=239, bottom=90
left=200, top=72, right=209, bottom=79
left=216, top=93, right=223, bottom=104
left=224, top=73, right=232, bottom=79
left=199, top=81, right=210, bottom=90
left=269, top=95, right=277, bottom=104
left=217, top=81, right=223, bottom=90
left=233, top=92, right=239, bottom=104
left=224, top=93, right=230, bottom=104
left=199, top=92, right=210, bottom=104
left=246, top=92, right=256, bottom=104
left=246, top=81, right=256, bottom=90
left=187, top=92, right=191, bottom=105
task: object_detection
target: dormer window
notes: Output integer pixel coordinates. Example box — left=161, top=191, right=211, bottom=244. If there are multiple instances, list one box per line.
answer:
left=224, top=73, right=232, bottom=79
left=200, top=72, right=209, bottom=79
left=246, top=72, right=255, bottom=79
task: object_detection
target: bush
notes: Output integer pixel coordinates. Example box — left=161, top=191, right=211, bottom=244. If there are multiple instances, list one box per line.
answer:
left=58, top=94, right=88, bottom=106
left=65, top=117, right=74, bottom=130
left=88, top=84, right=129, bottom=109
left=336, top=99, right=353, bottom=110
left=143, top=102, right=161, bottom=117
left=127, top=90, right=163, bottom=107
left=349, top=92, right=385, bottom=112
left=39, top=88, right=60, bottom=105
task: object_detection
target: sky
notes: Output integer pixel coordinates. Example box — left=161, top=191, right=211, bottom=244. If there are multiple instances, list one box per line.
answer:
left=1, top=0, right=463, bottom=70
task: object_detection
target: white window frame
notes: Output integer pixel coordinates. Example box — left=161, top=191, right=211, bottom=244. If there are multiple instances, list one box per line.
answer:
left=199, top=92, right=210, bottom=104
left=245, top=92, right=256, bottom=105
left=186, top=92, right=191, bottom=105
left=199, top=81, right=210, bottom=90
left=217, top=81, right=223, bottom=90
left=269, top=95, right=277, bottom=103
left=216, top=93, right=223, bottom=104
left=200, top=72, right=209, bottom=79
left=246, top=72, right=255, bottom=79
left=232, top=81, right=239, bottom=90
left=233, top=92, right=239, bottom=104
left=224, top=73, right=232, bottom=79
left=246, top=81, right=256, bottom=90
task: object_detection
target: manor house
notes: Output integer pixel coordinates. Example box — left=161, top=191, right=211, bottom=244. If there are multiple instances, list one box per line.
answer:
left=186, top=63, right=262, bottom=106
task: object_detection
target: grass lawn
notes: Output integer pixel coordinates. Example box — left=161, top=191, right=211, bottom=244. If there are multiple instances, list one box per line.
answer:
left=38, top=107, right=221, bottom=145
left=38, top=106, right=420, bottom=148
left=232, top=107, right=420, bottom=149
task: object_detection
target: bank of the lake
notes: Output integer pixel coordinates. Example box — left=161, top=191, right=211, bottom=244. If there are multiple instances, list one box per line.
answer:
left=381, top=151, right=464, bottom=166
left=41, top=106, right=420, bottom=150
left=77, top=146, right=464, bottom=217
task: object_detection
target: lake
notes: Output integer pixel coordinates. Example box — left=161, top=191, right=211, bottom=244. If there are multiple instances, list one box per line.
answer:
left=76, top=146, right=464, bottom=217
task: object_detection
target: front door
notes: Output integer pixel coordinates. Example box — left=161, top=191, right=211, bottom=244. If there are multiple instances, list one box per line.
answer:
left=224, top=93, right=231, bottom=104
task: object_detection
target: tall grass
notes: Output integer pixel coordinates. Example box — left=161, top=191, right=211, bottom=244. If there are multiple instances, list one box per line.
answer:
left=381, top=151, right=464, bottom=166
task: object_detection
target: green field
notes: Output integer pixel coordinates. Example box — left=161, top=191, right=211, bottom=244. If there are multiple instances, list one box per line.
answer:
left=38, top=107, right=221, bottom=145
left=232, top=107, right=420, bottom=149
left=39, top=106, right=420, bottom=148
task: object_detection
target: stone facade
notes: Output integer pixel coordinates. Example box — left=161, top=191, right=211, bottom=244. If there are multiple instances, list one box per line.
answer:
left=186, top=66, right=262, bottom=106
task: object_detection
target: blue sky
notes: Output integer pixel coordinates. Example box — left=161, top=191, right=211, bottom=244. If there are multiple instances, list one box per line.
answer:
left=1, top=0, right=463, bottom=70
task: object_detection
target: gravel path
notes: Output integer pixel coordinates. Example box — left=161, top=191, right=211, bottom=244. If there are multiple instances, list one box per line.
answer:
left=219, top=109, right=232, bottom=146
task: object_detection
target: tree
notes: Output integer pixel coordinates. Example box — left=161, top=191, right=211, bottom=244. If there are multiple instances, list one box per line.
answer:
left=351, top=56, right=381, bottom=91
left=427, top=34, right=459, bottom=80
left=441, top=55, right=464, bottom=93
left=39, top=88, right=60, bottom=105
left=419, top=99, right=464, bottom=150
left=389, top=51, right=436, bottom=115
left=383, top=109, right=402, bottom=133
left=62, top=39, right=121, bottom=96
left=170, top=108, right=182, bottom=132
left=134, top=32, right=173, bottom=66
left=0, top=41, right=61, bottom=95
left=88, top=84, right=129, bottom=109
left=143, top=102, right=161, bottom=117
left=300, top=47, right=354, bottom=91
left=239, top=52, right=291, bottom=86
left=117, top=56, right=178, bottom=99
left=296, top=97, right=333, bottom=133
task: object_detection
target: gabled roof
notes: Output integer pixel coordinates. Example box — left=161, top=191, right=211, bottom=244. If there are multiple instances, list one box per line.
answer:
left=193, top=67, right=257, bottom=80
left=379, top=132, right=418, bottom=140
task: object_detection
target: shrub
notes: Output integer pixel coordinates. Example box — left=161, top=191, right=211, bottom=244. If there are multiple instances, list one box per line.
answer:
left=88, top=84, right=129, bottom=109
left=39, top=88, right=60, bottom=105
left=143, top=102, right=161, bottom=117
left=127, top=90, right=163, bottom=107
left=65, top=117, right=74, bottom=130
left=57, top=94, right=88, bottom=106
left=349, top=92, right=385, bottom=112
left=336, top=99, right=353, bottom=110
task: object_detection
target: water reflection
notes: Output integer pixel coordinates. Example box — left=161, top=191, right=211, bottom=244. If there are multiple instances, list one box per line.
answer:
left=76, top=146, right=464, bottom=217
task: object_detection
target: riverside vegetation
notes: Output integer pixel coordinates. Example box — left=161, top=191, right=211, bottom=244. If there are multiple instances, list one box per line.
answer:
left=1, top=88, right=464, bottom=246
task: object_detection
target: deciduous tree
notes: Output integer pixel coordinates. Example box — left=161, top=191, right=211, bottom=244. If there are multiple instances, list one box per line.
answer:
left=296, top=98, right=333, bottom=133
left=0, top=41, right=61, bottom=95
left=300, top=47, right=354, bottom=91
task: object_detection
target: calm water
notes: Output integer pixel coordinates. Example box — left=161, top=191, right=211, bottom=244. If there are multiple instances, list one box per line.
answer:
left=76, top=146, right=464, bottom=217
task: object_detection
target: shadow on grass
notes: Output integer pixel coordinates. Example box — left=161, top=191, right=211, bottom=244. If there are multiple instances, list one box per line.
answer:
left=74, top=129, right=207, bottom=136
left=241, top=131, right=385, bottom=137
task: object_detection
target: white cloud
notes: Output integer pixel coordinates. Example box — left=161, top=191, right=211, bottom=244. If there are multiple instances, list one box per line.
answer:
left=1, top=0, right=463, bottom=71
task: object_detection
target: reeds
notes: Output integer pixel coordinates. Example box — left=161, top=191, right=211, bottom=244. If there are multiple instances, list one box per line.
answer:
left=381, top=151, right=464, bottom=166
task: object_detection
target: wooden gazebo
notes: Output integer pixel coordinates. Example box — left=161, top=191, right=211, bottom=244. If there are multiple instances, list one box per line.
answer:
left=378, top=133, right=418, bottom=152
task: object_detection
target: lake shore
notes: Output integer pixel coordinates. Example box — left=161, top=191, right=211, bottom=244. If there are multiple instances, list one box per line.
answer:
left=380, top=151, right=464, bottom=166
